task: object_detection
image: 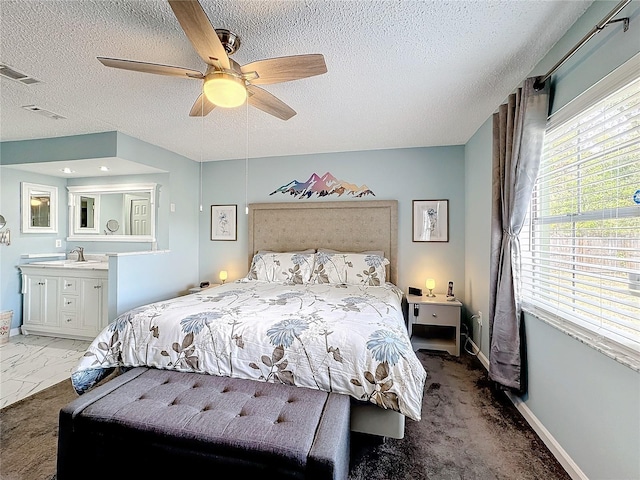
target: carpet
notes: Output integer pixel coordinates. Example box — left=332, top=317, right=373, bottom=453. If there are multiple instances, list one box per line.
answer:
left=0, top=351, right=570, bottom=480
left=349, top=350, right=571, bottom=479
left=0, top=379, right=77, bottom=480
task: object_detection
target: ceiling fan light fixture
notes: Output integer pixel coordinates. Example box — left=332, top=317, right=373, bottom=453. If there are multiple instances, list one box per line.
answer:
left=203, top=72, right=246, bottom=108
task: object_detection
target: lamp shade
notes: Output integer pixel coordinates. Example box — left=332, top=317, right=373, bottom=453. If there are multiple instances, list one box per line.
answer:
left=219, top=270, right=228, bottom=283
left=426, top=278, right=435, bottom=290
left=203, top=72, right=246, bottom=108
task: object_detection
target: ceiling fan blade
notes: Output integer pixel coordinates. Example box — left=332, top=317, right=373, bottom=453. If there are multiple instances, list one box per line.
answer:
left=247, top=85, right=296, bottom=121
left=168, top=0, right=230, bottom=69
left=241, top=54, right=327, bottom=85
left=189, top=93, right=216, bottom=117
left=97, top=57, right=204, bottom=79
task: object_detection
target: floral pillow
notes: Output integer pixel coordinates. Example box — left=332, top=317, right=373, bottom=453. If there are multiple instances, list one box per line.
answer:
left=310, top=252, right=389, bottom=286
left=245, top=251, right=315, bottom=284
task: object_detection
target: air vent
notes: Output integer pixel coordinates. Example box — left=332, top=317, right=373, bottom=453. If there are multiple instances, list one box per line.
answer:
left=21, top=105, right=66, bottom=120
left=0, top=63, right=42, bottom=85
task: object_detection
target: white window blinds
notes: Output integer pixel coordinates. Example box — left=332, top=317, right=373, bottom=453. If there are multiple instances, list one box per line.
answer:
left=521, top=59, right=640, bottom=362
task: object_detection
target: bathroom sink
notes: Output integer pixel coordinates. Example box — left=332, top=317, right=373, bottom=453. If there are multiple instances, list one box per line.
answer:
left=30, top=259, right=108, bottom=269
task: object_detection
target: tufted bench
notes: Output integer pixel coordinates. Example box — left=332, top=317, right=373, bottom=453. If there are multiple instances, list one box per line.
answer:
left=57, top=367, right=350, bottom=479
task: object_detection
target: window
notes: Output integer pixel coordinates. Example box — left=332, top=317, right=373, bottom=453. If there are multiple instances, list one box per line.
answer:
left=521, top=56, right=640, bottom=369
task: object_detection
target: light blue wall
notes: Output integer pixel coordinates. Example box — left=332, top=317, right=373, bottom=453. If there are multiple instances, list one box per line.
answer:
left=1, top=131, right=118, bottom=164
left=0, top=132, right=201, bottom=328
left=463, top=118, right=492, bottom=355
left=534, top=1, right=640, bottom=116
left=463, top=2, right=640, bottom=479
left=0, top=167, right=69, bottom=329
left=198, top=147, right=466, bottom=298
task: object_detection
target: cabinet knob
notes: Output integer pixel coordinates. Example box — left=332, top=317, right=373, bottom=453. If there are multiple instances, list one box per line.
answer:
left=65, top=301, right=72, bottom=305
left=66, top=283, right=72, bottom=287
left=94, top=285, right=101, bottom=289
left=66, top=318, right=72, bottom=322
left=38, top=282, right=45, bottom=286
left=432, top=313, right=437, bottom=318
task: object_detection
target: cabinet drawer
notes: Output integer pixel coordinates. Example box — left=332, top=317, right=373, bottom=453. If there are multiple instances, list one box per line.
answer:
left=414, top=304, right=459, bottom=327
left=61, top=278, right=79, bottom=293
left=61, top=295, right=79, bottom=311
left=60, top=312, right=78, bottom=328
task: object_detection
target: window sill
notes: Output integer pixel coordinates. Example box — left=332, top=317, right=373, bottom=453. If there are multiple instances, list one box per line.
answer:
left=522, top=304, right=640, bottom=373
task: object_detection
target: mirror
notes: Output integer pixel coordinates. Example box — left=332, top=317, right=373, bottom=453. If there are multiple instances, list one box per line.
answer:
left=105, top=219, right=119, bottom=234
left=80, top=196, right=96, bottom=229
left=0, top=214, right=9, bottom=246
left=74, top=194, right=100, bottom=234
left=67, top=183, right=157, bottom=242
left=21, top=182, right=58, bottom=233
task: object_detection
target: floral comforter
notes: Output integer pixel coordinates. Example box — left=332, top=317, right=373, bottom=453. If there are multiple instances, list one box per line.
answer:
left=71, top=281, right=427, bottom=421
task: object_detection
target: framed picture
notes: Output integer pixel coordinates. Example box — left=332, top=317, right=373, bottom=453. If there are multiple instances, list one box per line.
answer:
left=413, top=199, right=449, bottom=242
left=210, top=204, right=237, bottom=241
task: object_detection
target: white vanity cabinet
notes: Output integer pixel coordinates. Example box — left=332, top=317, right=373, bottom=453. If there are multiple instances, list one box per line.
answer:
left=20, top=263, right=108, bottom=340
left=22, top=274, right=60, bottom=329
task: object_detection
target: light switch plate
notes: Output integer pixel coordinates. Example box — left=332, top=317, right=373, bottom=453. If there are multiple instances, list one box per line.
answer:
left=55, top=239, right=62, bottom=248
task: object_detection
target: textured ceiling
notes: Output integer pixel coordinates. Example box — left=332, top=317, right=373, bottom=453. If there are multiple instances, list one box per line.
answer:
left=0, top=0, right=593, bottom=162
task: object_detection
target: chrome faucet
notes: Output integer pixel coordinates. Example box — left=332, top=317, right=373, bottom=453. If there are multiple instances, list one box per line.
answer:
left=69, top=246, right=86, bottom=262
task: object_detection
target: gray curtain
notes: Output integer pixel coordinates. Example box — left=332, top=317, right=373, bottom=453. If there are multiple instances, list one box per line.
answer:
left=489, top=77, right=550, bottom=393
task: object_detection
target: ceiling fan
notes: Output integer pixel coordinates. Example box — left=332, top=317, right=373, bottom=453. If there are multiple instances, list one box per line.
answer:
left=97, top=0, right=327, bottom=121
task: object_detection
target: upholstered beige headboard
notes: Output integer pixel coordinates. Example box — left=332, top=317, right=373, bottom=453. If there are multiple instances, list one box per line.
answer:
left=248, top=200, right=398, bottom=284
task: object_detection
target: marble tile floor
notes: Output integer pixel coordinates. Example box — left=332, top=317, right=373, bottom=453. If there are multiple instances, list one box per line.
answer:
left=0, top=334, right=90, bottom=409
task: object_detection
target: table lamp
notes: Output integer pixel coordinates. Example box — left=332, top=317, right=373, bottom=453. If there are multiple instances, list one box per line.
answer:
left=425, top=278, right=436, bottom=297
left=219, top=270, right=228, bottom=284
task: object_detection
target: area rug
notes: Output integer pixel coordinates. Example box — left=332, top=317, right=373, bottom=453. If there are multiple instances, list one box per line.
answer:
left=0, top=350, right=570, bottom=480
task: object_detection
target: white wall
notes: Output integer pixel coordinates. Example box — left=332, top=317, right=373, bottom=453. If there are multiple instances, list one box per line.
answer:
left=463, top=2, right=640, bottom=478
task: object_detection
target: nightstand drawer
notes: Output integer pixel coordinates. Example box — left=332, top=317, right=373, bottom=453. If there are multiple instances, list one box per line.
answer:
left=414, top=304, right=458, bottom=327
left=406, top=293, right=462, bottom=356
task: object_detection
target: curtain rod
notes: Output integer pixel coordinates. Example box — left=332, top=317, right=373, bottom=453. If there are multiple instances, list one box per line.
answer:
left=534, top=0, right=632, bottom=89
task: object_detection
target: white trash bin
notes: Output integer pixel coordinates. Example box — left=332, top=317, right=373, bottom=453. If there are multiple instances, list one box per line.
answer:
left=0, top=310, right=12, bottom=345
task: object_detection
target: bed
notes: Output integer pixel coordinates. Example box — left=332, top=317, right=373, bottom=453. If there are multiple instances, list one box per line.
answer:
left=71, top=200, right=426, bottom=438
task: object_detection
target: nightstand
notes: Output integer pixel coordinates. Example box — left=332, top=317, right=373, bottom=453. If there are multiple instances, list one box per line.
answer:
left=188, top=283, right=221, bottom=294
left=405, top=292, right=462, bottom=356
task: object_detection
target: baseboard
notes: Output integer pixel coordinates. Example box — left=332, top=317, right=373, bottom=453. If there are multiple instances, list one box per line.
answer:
left=468, top=339, right=489, bottom=369
left=504, top=392, right=588, bottom=480
left=469, top=339, right=588, bottom=480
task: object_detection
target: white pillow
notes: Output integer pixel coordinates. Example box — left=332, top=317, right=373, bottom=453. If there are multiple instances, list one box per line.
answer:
left=246, top=251, right=315, bottom=284
left=311, top=252, right=389, bottom=286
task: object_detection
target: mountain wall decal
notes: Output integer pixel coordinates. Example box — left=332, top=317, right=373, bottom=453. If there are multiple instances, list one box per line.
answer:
left=270, top=172, right=375, bottom=199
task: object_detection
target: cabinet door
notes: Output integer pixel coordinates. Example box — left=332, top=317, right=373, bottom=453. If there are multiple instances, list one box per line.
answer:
left=23, top=275, right=59, bottom=327
left=78, top=278, right=106, bottom=334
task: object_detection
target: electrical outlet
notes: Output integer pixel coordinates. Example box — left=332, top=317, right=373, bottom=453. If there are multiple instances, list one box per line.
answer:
left=477, top=311, right=483, bottom=327
left=55, top=239, right=62, bottom=248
